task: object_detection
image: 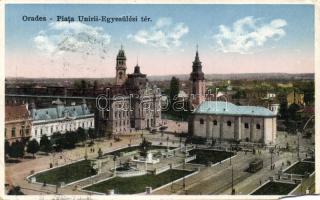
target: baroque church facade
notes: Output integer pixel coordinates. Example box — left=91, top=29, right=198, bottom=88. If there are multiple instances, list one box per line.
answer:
left=188, top=49, right=277, bottom=144
left=97, top=47, right=162, bottom=136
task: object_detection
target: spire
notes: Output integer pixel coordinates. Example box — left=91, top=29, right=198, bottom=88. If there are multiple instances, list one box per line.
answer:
left=190, top=45, right=204, bottom=81
left=121, top=44, right=123, bottom=50
left=195, top=44, right=200, bottom=63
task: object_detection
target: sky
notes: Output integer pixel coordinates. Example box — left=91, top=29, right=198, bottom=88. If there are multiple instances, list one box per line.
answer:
left=5, top=4, right=314, bottom=78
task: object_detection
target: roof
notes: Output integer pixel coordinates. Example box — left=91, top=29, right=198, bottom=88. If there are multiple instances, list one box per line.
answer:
left=178, top=90, right=188, bottom=98
left=5, top=104, right=30, bottom=121
left=32, top=104, right=93, bottom=121
left=194, top=101, right=276, bottom=117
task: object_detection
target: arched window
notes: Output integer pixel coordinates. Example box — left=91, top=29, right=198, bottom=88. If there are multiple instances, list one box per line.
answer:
left=213, top=120, right=218, bottom=126
left=227, top=121, right=232, bottom=126
left=11, top=127, right=16, bottom=137
left=200, top=118, right=204, bottom=125
left=244, top=123, right=249, bottom=129
left=256, top=124, right=261, bottom=129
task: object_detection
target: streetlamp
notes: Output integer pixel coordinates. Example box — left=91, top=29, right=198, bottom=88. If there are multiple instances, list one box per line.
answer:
left=296, top=129, right=300, bottom=161
left=270, top=148, right=274, bottom=170
left=231, top=165, right=235, bottom=195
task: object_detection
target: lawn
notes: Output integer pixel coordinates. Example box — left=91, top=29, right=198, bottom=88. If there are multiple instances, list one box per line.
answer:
left=83, top=169, right=193, bottom=194
left=188, top=149, right=234, bottom=165
left=284, top=161, right=315, bottom=175
left=33, top=159, right=97, bottom=185
left=105, top=145, right=175, bottom=156
left=252, top=181, right=298, bottom=195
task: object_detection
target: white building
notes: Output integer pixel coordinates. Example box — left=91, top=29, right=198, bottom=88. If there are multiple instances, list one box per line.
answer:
left=189, top=101, right=277, bottom=144
left=30, top=101, right=94, bottom=142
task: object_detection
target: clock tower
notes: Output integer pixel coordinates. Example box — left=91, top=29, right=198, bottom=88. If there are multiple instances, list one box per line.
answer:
left=189, top=48, right=206, bottom=106
left=115, top=45, right=127, bottom=85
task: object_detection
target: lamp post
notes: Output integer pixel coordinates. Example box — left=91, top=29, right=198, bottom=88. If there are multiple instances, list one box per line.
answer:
left=231, top=165, right=235, bottom=195
left=297, top=129, right=300, bottom=161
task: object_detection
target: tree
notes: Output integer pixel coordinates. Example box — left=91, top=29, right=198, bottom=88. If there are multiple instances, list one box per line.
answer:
left=51, top=132, right=64, bottom=151
left=288, top=103, right=300, bottom=121
left=139, top=138, right=152, bottom=157
left=278, top=101, right=288, bottom=120
left=7, top=186, right=24, bottom=195
left=26, top=139, right=40, bottom=158
left=40, top=135, right=52, bottom=153
left=9, top=140, right=25, bottom=158
left=5, top=140, right=10, bottom=157
left=88, top=128, right=96, bottom=140
left=169, top=76, right=180, bottom=111
left=64, top=131, right=77, bottom=149
left=76, top=127, right=87, bottom=142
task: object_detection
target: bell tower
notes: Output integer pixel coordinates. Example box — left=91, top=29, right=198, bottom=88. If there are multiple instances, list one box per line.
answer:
left=115, top=45, right=127, bottom=85
left=189, top=46, right=206, bottom=106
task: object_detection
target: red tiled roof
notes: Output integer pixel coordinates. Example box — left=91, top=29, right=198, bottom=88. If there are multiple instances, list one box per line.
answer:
left=5, top=104, right=29, bottom=121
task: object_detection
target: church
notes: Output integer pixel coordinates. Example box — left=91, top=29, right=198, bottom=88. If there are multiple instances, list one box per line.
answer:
left=188, top=49, right=277, bottom=144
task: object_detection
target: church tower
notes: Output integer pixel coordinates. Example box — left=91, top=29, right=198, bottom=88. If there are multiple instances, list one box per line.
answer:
left=115, top=45, right=127, bottom=85
left=189, top=48, right=206, bottom=106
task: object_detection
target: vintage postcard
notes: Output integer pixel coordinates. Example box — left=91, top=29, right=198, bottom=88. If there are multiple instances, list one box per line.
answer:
left=1, top=1, right=318, bottom=199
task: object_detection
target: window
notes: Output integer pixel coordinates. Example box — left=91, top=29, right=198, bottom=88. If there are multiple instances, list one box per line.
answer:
left=26, top=126, right=30, bottom=134
left=213, top=120, right=217, bottom=126
left=200, top=119, right=204, bottom=125
left=256, top=124, right=261, bottom=129
left=5, top=128, right=7, bottom=138
left=244, top=123, right=249, bottom=129
left=11, top=127, right=16, bottom=137
left=227, top=121, right=232, bottom=126
left=40, top=129, right=43, bottom=136
left=51, top=126, right=53, bottom=133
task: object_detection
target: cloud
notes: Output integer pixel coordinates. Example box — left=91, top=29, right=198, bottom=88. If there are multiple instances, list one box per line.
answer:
left=213, top=16, right=287, bottom=54
left=33, top=22, right=111, bottom=58
left=128, top=17, right=189, bottom=49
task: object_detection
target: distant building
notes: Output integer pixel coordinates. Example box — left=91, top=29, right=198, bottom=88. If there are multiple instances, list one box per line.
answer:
left=30, top=100, right=94, bottom=141
left=189, top=101, right=277, bottom=144
left=287, top=91, right=304, bottom=106
left=5, top=104, right=31, bottom=144
left=97, top=47, right=162, bottom=136
left=269, top=103, right=280, bottom=115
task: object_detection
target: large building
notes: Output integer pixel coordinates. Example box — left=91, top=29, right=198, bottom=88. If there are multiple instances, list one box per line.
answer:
left=96, top=47, right=162, bottom=136
left=30, top=100, right=94, bottom=141
left=5, top=104, right=31, bottom=144
left=189, top=101, right=277, bottom=144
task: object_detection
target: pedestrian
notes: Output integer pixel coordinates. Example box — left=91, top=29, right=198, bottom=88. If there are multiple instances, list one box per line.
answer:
left=259, top=179, right=262, bottom=185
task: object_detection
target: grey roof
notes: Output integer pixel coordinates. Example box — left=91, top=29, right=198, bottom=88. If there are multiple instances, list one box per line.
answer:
left=31, top=104, right=93, bottom=121
left=194, top=101, right=276, bottom=117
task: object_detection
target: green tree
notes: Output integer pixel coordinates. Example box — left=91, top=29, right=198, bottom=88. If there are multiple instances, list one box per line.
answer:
left=5, top=140, right=10, bottom=157
left=139, top=138, right=152, bottom=157
left=9, top=140, right=25, bottom=158
left=288, top=103, right=300, bottom=121
left=64, top=131, right=77, bottom=149
left=88, top=128, right=96, bottom=140
left=76, top=127, right=87, bottom=142
left=26, top=139, right=40, bottom=158
left=7, top=186, right=24, bottom=195
left=278, top=101, right=288, bottom=120
left=51, top=132, right=64, bottom=151
left=40, top=135, right=52, bottom=153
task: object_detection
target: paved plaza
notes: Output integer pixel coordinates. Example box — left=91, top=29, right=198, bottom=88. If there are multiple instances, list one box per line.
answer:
left=5, top=120, right=315, bottom=195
